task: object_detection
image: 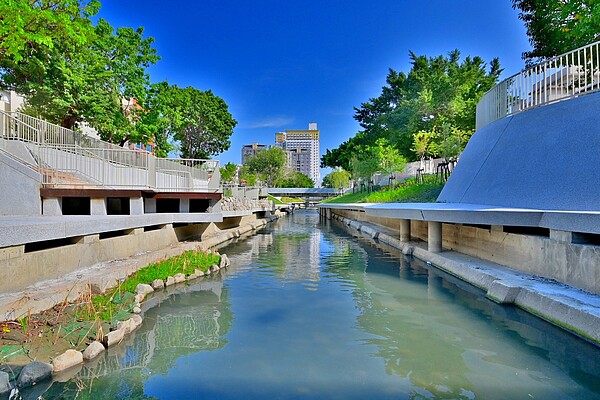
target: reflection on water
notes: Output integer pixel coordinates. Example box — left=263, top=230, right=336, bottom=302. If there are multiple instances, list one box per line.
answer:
left=19, top=210, right=600, bottom=399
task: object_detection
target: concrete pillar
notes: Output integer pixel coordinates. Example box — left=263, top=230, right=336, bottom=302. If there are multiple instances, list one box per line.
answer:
left=326, top=208, right=332, bottom=220
left=428, top=221, right=442, bottom=253
left=73, top=234, right=99, bottom=244
left=125, top=228, right=144, bottom=235
left=130, top=197, right=144, bottom=215
left=550, top=229, right=573, bottom=243
left=400, top=219, right=411, bottom=242
left=42, top=198, right=62, bottom=216
left=209, top=200, right=222, bottom=213
left=180, top=198, right=190, bottom=213
left=144, top=198, right=156, bottom=213
left=90, top=198, right=106, bottom=215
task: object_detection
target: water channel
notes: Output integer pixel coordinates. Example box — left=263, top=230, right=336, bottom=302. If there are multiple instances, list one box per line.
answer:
left=20, top=210, right=600, bottom=399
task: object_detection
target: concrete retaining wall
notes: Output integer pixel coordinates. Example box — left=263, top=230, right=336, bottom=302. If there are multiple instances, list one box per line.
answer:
left=0, top=212, right=276, bottom=296
left=335, top=210, right=600, bottom=295
left=439, top=92, right=600, bottom=211
left=0, top=151, right=42, bottom=216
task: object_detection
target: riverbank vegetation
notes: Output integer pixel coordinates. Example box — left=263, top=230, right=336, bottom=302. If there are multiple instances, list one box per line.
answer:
left=324, top=176, right=443, bottom=204
left=0, top=250, right=220, bottom=364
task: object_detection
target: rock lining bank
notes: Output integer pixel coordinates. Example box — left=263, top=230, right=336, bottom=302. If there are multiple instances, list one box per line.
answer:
left=0, top=212, right=285, bottom=397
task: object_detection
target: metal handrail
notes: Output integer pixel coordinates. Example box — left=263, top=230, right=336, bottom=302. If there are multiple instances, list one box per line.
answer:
left=0, top=111, right=220, bottom=191
left=476, top=40, right=600, bottom=129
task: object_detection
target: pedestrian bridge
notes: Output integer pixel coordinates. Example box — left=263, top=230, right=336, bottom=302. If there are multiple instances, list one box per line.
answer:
left=266, top=188, right=340, bottom=199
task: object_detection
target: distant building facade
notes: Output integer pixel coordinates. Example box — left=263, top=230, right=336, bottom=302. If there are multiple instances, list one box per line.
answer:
left=241, top=142, right=268, bottom=165
left=275, top=122, right=320, bottom=186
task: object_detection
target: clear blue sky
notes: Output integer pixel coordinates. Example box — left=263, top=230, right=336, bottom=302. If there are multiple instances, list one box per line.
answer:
left=97, top=0, right=530, bottom=174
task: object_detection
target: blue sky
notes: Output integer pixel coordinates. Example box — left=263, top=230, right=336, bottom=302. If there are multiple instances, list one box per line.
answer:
left=97, top=1, right=530, bottom=174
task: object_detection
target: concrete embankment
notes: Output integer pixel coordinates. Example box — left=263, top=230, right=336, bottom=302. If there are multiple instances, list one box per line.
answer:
left=328, top=212, right=600, bottom=345
left=0, top=210, right=285, bottom=321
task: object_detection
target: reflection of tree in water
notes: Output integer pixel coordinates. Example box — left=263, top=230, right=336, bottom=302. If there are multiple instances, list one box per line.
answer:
left=38, top=282, right=233, bottom=399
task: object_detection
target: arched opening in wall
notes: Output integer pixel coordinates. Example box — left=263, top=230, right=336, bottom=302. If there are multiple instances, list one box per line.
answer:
left=62, top=197, right=90, bottom=215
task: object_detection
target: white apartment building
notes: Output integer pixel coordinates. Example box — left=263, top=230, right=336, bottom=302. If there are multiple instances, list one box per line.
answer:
left=275, top=122, right=320, bottom=187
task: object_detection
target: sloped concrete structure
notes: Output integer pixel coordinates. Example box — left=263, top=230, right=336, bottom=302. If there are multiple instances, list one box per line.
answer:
left=439, top=92, right=600, bottom=211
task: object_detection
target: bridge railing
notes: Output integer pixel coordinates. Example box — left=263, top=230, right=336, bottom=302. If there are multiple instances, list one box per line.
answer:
left=476, top=40, right=600, bottom=129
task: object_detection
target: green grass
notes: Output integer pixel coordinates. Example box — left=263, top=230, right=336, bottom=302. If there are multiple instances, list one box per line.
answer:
left=281, top=196, right=304, bottom=203
left=89, top=250, right=221, bottom=321
left=267, top=194, right=285, bottom=204
left=324, top=176, right=444, bottom=204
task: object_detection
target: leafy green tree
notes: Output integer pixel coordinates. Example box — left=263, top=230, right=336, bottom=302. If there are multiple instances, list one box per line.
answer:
left=246, top=147, right=287, bottom=187
left=322, top=50, right=501, bottom=169
left=512, top=0, right=600, bottom=64
left=149, top=84, right=237, bottom=159
left=277, top=171, right=314, bottom=188
left=0, top=0, right=99, bottom=63
left=220, top=162, right=238, bottom=184
left=373, top=138, right=406, bottom=181
left=322, top=169, right=351, bottom=193
left=239, top=166, right=258, bottom=186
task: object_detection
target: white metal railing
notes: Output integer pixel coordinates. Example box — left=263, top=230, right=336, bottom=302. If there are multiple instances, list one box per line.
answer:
left=0, top=111, right=220, bottom=191
left=476, top=41, right=600, bottom=129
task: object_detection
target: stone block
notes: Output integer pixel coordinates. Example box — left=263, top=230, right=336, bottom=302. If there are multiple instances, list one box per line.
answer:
left=486, top=280, right=521, bottom=304
left=135, top=284, right=154, bottom=296
left=151, top=279, right=164, bottom=290
left=52, top=349, right=83, bottom=372
left=102, top=329, right=124, bottom=348
left=17, top=361, right=53, bottom=388
left=174, top=273, right=186, bottom=283
left=165, top=276, right=175, bottom=286
left=82, top=341, right=105, bottom=360
left=0, top=371, right=11, bottom=394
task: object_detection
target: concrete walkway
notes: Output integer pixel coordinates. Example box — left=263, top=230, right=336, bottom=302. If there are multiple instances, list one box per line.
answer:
left=325, top=202, right=600, bottom=234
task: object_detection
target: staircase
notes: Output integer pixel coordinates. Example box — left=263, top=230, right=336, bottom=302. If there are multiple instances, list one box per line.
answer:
left=0, top=111, right=221, bottom=192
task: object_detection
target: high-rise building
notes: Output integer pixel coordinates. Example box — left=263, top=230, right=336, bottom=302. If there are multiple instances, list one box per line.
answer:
left=275, top=123, right=320, bottom=186
left=241, top=142, right=268, bottom=165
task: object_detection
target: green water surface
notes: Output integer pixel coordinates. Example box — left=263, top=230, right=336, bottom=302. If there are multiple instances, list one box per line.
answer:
left=21, top=210, right=600, bottom=399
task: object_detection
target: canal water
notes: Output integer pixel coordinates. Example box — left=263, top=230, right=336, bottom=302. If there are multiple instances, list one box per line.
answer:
left=24, top=210, right=600, bottom=399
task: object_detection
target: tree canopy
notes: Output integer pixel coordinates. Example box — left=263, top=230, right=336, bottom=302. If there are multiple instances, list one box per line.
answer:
left=0, top=0, right=236, bottom=159
left=246, top=147, right=287, bottom=187
left=512, top=0, right=600, bottom=64
left=321, top=50, right=501, bottom=170
left=277, top=171, right=314, bottom=188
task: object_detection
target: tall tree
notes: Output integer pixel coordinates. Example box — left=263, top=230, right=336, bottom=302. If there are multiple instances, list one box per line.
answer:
left=277, top=171, right=314, bottom=188
left=246, top=147, right=287, bottom=187
left=322, top=50, right=501, bottom=169
left=220, top=162, right=237, bottom=184
left=0, top=0, right=99, bottom=63
left=512, top=0, right=600, bottom=64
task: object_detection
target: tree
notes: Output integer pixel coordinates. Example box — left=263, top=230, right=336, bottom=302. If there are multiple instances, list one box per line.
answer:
left=322, top=169, right=351, bottom=194
left=0, top=6, right=161, bottom=152
left=148, top=84, right=237, bottom=159
left=239, top=166, right=257, bottom=186
left=246, top=147, right=287, bottom=187
left=0, top=0, right=99, bottom=63
left=277, top=171, right=314, bottom=188
left=220, top=162, right=237, bottom=184
left=322, top=50, right=501, bottom=169
left=373, top=138, right=406, bottom=184
left=512, top=0, right=600, bottom=64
